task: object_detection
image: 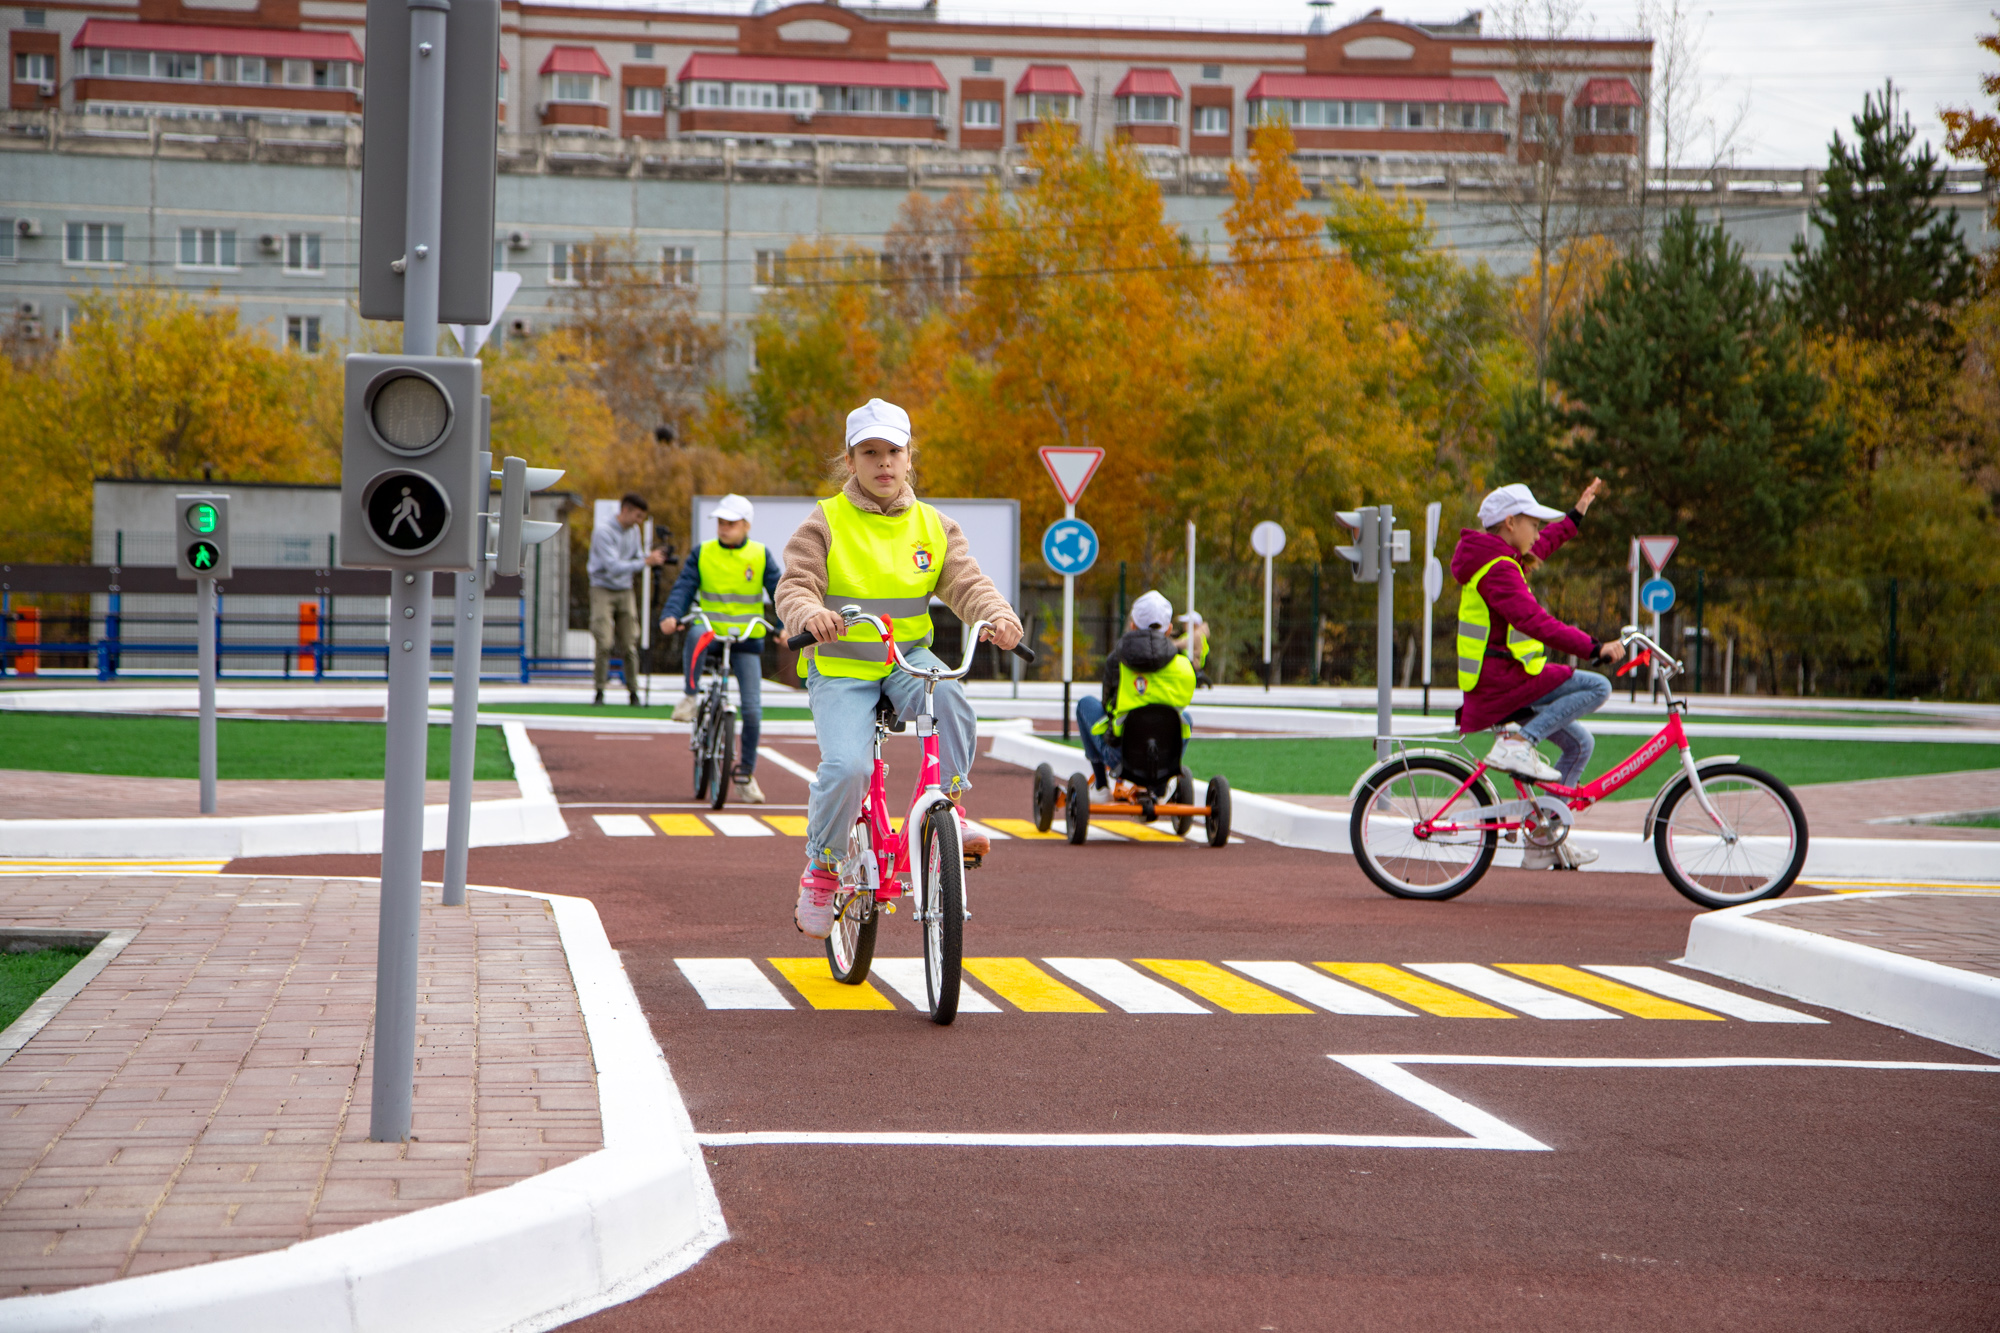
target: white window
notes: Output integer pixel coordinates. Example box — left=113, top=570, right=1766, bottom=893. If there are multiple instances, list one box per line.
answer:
left=1194, top=104, right=1230, bottom=135
left=311, top=61, right=349, bottom=89
left=65, top=222, right=125, bottom=266
left=963, top=98, right=999, bottom=128
left=782, top=84, right=817, bottom=112
left=1581, top=104, right=1633, bottom=134
left=285, top=232, right=323, bottom=274
left=1451, top=103, right=1499, bottom=131
left=1017, top=92, right=1076, bottom=121
left=1117, top=95, right=1177, bottom=124
left=972, top=57, right=993, bottom=73
left=754, top=249, right=787, bottom=288
left=283, top=58, right=310, bottom=85
left=729, top=82, right=778, bottom=110
left=625, top=84, right=663, bottom=114
left=1202, top=65, right=1222, bottom=81
left=286, top=315, right=321, bottom=353
left=687, top=80, right=724, bottom=108
left=550, top=241, right=594, bottom=285
left=662, top=245, right=696, bottom=286
left=552, top=73, right=600, bottom=102
left=634, top=43, right=654, bottom=59
left=178, top=227, right=237, bottom=270
left=15, top=52, right=55, bottom=84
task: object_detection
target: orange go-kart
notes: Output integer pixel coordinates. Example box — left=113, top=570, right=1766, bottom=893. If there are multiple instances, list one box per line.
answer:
left=1029, top=703, right=1232, bottom=847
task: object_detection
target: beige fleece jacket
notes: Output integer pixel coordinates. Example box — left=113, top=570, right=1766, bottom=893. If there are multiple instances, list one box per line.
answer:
left=776, top=476, right=1023, bottom=666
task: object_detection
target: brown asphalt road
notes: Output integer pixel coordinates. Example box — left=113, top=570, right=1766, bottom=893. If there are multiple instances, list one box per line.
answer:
left=232, top=727, right=2000, bottom=1332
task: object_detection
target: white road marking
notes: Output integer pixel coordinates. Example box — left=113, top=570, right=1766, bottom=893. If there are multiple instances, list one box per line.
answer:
left=961, top=818, right=1010, bottom=842
left=1405, top=963, right=1621, bottom=1020
left=592, top=814, right=656, bottom=837
left=675, top=958, right=793, bottom=1009
left=707, top=814, right=774, bottom=837
left=1584, top=965, right=1827, bottom=1023
left=1041, top=958, right=1210, bottom=1014
left=869, top=957, right=1002, bottom=1013
left=757, top=745, right=820, bottom=785
left=1223, top=961, right=1416, bottom=1016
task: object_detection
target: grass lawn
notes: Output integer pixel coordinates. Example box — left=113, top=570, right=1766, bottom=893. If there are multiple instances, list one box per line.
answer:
left=1940, top=812, right=2000, bottom=829
left=0, top=947, right=89, bottom=1030
left=0, top=712, right=513, bottom=781
left=1052, top=734, right=2000, bottom=802
left=483, top=701, right=814, bottom=722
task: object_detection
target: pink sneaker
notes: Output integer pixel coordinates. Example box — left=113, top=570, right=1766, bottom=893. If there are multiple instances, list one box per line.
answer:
left=795, top=865, right=838, bottom=939
left=955, top=807, right=990, bottom=866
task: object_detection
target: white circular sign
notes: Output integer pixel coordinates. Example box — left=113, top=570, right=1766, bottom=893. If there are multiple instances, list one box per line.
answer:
left=1423, top=555, right=1444, bottom=604
left=1250, top=520, right=1287, bottom=558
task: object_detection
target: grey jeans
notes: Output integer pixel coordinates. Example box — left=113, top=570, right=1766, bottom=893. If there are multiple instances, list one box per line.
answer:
left=1521, top=669, right=1611, bottom=786
left=803, top=649, right=976, bottom=868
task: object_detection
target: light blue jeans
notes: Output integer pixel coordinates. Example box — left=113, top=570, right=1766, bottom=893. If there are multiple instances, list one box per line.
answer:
left=803, top=650, right=975, bottom=869
left=1521, top=669, right=1611, bottom=786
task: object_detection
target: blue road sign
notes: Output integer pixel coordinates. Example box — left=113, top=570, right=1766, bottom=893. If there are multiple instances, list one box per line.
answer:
left=1042, top=517, right=1099, bottom=577
left=1641, top=577, right=1676, bottom=614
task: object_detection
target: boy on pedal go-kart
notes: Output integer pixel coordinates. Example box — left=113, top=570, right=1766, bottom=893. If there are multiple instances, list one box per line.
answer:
left=777, top=399, right=1024, bottom=939
left=1453, top=479, right=1627, bottom=870
left=660, top=493, right=780, bottom=804
left=1076, top=589, right=1207, bottom=802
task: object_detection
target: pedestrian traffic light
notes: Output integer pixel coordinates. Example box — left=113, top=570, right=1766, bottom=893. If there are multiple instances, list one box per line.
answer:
left=1334, top=508, right=1379, bottom=584
left=340, top=355, right=483, bottom=572
left=492, top=455, right=566, bottom=578
left=175, top=492, right=232, bottom=580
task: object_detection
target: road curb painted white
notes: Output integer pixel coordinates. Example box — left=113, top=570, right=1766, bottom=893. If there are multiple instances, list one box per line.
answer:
left=1682, top=893, right=2000, bottom=1058
left=984, top=729, right=2000, bottom=882
left=0, top=882, right=726, bottom=1333
left=0, top=723, right=568, bottom=860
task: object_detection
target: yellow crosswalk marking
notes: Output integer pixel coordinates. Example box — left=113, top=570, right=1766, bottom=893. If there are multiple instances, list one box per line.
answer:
left=963, top=957, right=1104, bottom=1012
left=768, top=957, right=896, bottom=1010
left=650, top=813, right=713, bottom=836
left=761, top=816, right=810, bottom=836
left=1136, top=960, right=1310, bottom=1014
left=982, top=819, right=1066, bottom=841
left=1317, top=963, right=1515, bottom=1018
left=1496, top=964, right=1724, bottom=1020
left=1094, top=823, right=1189, bottom=843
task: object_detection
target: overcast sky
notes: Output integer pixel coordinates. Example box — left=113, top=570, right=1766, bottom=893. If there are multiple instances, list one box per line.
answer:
left=598, top=0, right=1997, bottom=168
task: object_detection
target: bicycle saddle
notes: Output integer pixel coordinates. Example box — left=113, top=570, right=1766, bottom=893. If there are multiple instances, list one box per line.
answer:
left=875, top=699, right=907, bottom=733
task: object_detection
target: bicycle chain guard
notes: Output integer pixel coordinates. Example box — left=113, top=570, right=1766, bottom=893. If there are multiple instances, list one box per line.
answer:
left=1520, top=795, right=1574, bottom=849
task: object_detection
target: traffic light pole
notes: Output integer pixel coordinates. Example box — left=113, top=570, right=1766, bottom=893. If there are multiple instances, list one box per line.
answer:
left=1375, top=502, right=1395, bottom=762
left=197, top=575, right=216, bottom=814
left=370, top=0, right=450, bottom=1145
left=441, top=545, right=485, bottom=909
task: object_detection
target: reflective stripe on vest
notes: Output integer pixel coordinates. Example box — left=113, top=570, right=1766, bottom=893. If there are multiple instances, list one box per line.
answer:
left=1091, top=656, right=1197, bottom=739
left=813, top=493, right=947, bottom=680
left=696, top=539, right=768, bottom=637
left=1455, top=555, right=1548, bottom=692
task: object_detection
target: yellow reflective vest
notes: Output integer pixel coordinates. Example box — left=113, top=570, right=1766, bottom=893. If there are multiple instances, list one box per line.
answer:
left=1092, top=638, right=1207, bottom=739
left=812, top=493, right=947, bottom=681
left=1455, top=555, right=1547, bottom=691
left=696, top=539, right=768, bottom=638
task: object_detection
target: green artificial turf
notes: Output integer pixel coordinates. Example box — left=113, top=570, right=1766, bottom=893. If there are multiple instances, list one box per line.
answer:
left=484, top=701, right=814, bottom=722
left=0, top=947, right=89, bottom=1031
left=1939, top=812, right=2000, bottom=829
left=0, top=712, right=513, bottom=781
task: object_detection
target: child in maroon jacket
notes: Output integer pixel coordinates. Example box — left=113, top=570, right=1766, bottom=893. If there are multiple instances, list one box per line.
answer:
left=1451, top=479, right=1627, bottom=870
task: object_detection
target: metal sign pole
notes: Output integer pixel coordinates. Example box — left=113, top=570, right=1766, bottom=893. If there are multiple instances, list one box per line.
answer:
left=1421, top=501, right=1440, bottom=717
left=1185, top=520, right=1196, bottom=626
left=639, top=517, right=654, bottom=707
left=198, top=575, right=216, bottom=814
left=441, top=470, right=487, bottom=910
left=1061, top=499, right=1074, bottom=741
left=1261, top=554, right=1273, bottom=692
left=1375, top=502, right=1395, bottom=761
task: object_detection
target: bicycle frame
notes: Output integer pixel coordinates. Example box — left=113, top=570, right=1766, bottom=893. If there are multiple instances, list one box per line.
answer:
left=686, top=612, right=771, bottom=710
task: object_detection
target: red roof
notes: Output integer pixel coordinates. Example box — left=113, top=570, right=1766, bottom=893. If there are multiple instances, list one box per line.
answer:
left=1575, top=77, right=1641, bottom=107
left=676, top=52, right=947, bottom=92
left=72, top=20, right=361, bottom=63
left=1113, top=68, right=1183, bottom=99
left=1245, top=73, right=1506, bottom=105
left=540, top=46, right=611, bottom=78
left=1014, top=65, right=1084, bottom=97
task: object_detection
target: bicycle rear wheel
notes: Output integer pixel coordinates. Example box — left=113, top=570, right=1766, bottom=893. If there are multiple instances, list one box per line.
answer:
left=919, top=804, right=963, bottom=1025
left=1351, top=755, right=1497, bottom=900
left=708, top=712, right=735, bottom=810
left=1655, top=763, right=1808, bottom=909
left=826, top=821, right=879, bottom=984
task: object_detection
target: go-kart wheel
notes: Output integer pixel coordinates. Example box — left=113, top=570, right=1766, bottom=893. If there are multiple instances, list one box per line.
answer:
left=1204, top=774, right=1231, bottom=847
left=1033, top=762, right=1057, bottom=833
left=1171, top=767, right=1195, bottom=837
left=1064, top=772, right=1090, bottom=844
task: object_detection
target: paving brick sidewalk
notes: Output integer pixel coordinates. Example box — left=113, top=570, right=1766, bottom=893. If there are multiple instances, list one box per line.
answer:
left=1750, top=892, right=2000, bottom=981
left=2, top=771, right=520, bottom=820
left=0, top=874, right=602, bottom=1297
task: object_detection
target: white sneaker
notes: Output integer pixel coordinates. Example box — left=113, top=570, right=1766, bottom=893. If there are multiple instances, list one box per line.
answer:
left=734, top=774, right=765, bottom=804
left=1521, top=844, right=1558, bottom=871
left=1089, top=783, right=1113, bottom=804
left=1555, top=843, right=1599, bottom=870
left=670, top=696, right=697, bottom=723
left=1486, top=734, right=1560, bottom=783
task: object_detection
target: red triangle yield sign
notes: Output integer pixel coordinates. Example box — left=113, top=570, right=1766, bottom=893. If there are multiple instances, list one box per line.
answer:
left=1038, top=447, right=1105, bottom=506
left=1638, top=535, right=1678, bottom=574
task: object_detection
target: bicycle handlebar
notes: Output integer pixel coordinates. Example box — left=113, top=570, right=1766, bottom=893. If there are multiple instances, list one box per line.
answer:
left=784, top=607, right=1036, bottom=667
left=1617, top=624, right=1683, bottom=677
left=687, top=610, right=775, bottom=642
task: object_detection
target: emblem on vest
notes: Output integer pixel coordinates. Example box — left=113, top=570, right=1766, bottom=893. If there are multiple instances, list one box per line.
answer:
left=743, top=566, right=754, bottom=581
left=911, top=546, right=933, bottom=573
left=1134, top=676, right=1148, bottom=695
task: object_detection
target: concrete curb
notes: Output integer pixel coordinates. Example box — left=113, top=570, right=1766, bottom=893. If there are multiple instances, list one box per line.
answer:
left=0, top=723, right=569, bottom=860
left=0, top=882, right=727, bottom=1333
left=984, top=729, right=2000, bottom=882
left=1682, top=893, right=2000, bottom=1059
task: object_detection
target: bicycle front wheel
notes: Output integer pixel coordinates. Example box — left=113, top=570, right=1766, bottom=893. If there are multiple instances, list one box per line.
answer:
left=919, top=804, right=963, bottom=1026
left=827, top=821, right=879, bottom=984
left=708, top=712, right=735, bottom=810
left=1655, top=763, right=1808, bottom=909
left=690, top=701, right=712, bottom=799
left=1351, top=755, right=1497, bottom=900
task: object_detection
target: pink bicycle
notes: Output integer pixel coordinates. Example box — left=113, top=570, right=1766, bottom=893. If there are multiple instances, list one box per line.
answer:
left=1349, top=626, right=1809, bottom=909
left=785, top=608, right=1034, bottom=1025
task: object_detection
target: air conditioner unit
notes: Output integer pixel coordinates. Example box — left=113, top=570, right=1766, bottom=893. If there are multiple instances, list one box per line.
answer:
left=508, top=316, right=533, bottom=336
left=18, top=300, right=41, bottom=319
left=506, top=230, right=529, bottom=251
left=16, top=218, right=41, bottom=238
left=18, top=320, right=43, bottom=341
left=794, top=110, right=813, bottom=124
left=259, top=233, right=282, bottom=253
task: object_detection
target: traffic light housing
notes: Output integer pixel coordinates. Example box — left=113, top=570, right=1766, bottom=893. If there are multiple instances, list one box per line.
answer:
left=1333, top=508, right=1379, bottom=584
left=340, top=354, right=483, bottom=572
left=493, top=455, right=566, bottom=578
left=175, top=492, right=232, bottom=580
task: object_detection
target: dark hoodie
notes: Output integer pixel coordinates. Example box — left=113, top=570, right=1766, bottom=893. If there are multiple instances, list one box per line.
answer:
left=1101, top=626, right=1183, bottom=712
left=1448, top=514, right=1600, bottom=735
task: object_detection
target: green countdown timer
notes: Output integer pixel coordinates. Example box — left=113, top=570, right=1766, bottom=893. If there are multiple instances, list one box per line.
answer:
left=185, top=502, right=220, bottom=535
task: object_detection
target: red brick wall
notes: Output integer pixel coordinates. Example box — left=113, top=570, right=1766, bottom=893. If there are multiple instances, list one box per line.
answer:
left=10, top=30, right=59, bottom=112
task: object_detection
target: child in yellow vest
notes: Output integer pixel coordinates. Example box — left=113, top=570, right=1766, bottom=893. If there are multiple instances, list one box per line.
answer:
left=659, top=494, right=778, bottom=802
left=774, top=399, right=1024, bottom=939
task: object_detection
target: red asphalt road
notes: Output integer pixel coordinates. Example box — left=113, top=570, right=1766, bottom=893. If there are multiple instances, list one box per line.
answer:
left=233, top=727, right=2000, bottom=1332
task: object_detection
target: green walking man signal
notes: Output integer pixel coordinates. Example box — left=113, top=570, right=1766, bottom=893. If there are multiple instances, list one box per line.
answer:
left=175, top=492, right=232, bottom=580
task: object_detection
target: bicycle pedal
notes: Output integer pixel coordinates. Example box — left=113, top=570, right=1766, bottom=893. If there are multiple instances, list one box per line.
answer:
left=962, top=853, right=983, bottom=870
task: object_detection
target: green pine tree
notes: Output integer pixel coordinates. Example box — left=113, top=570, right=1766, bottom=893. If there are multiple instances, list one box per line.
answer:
left=1498, top=209, right=1847, bottom=578
left=1788, top=81, right=1977, bottom=348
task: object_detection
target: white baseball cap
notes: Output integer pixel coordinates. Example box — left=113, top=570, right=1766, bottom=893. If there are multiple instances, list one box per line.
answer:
left=1131, top=590, right=1174, bottom=632
left=845, top=398, right=912, bottom=451
left=1478, top=483, right=1565, bottom=528
left=713, top=494, right=754, bottom=523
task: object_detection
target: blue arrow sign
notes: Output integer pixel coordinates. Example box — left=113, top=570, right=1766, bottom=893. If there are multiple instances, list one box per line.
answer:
left=1041, top=517, right=1099, bottom=577
left=1641, top=576, right=1676, bottom=614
